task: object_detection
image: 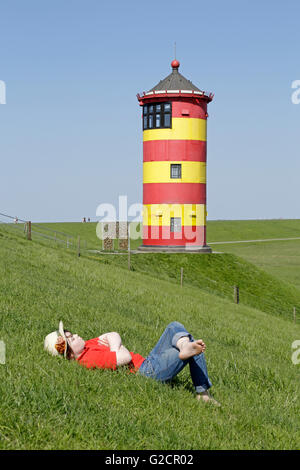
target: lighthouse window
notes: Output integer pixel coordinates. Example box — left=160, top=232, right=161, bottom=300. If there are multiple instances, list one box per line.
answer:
left=143, top=102, right=172, bottom=130
left=164, top=114, right=171, bottom=127
left=170, top=164, right=182, bottom=179
left=170, top=217, right=181, bottom=233
left=149, top=114, right=154, bottom=128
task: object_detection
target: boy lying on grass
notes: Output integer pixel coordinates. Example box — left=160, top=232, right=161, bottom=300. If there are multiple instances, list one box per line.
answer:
left=44, top=320, right=220, bottom=406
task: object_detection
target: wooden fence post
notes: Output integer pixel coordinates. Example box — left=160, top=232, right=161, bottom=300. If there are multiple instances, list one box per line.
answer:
left=27, top=221, right=31, bottom=241
left=77, top=236, right=80, bottom=257
left=234, top=285, right=239, bottom=304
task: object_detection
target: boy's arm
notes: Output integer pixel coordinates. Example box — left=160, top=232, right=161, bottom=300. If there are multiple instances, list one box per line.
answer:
left=98, top=332, right=132, bottom=366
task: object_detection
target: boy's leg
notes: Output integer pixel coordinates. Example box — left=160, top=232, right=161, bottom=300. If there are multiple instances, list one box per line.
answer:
left=139, top=322, right=217, bottom=403
left=180, top=329, right=212, bottom=393
left=146, top=347, right=187, bottom=382
left=188, top=352, right=212, bottom=393
left=139, top=322, right=191, bottom=380
left=141, top=338, right=206, bottom=383
left=140, top=322, right=207, bottom=383
left=146, top=321, right=192, bottom=357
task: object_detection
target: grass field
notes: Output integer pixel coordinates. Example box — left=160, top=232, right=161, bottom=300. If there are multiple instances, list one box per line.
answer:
left=211, top=240, right=300, bottom=290
left=29, top=219, right=300, bottom=322
left=0, top=220, right=300, bottom=449
left=207, top=219, right=300, bottom=242
left=207, top=219, right=300, bottom=290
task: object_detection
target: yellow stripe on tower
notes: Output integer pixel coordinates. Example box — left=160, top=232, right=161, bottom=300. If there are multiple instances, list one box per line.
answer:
left=143, top=161, right=206, bottom=184
left=143, top=117, right=207, bottom=142
left=143, top=204, right=206, bottom=227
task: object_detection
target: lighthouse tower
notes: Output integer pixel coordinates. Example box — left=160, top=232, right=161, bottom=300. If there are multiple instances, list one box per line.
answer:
left=137, top=59, right=214, bottom=252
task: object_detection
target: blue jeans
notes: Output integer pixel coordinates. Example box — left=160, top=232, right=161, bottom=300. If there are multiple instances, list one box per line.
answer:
left=139, top=321, right=212, bottom=393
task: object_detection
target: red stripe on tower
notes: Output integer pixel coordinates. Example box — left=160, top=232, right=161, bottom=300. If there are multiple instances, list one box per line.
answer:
left=143, top=183, right=206, bottom=205
left=143, top=140, right=207, bottom=163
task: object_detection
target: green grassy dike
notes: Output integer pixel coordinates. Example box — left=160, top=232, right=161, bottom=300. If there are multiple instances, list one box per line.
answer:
left=97, top=252, right=300, bottom=323
left=0, top=227, right=299, bottom=449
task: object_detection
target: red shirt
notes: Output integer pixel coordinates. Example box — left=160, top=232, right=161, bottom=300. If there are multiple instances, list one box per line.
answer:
left=76, top=337, right=145, bottom=372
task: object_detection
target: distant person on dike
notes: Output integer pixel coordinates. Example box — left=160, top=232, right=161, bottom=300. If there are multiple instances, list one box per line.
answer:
left=44, top=321, right=220, bottom=406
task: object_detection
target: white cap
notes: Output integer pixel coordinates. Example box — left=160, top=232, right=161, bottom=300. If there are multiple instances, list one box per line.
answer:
left=44, top=321, right=67, bottom=358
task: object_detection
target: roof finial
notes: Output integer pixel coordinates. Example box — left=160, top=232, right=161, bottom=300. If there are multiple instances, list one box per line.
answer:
left=174, top=41, right=176, bottom=60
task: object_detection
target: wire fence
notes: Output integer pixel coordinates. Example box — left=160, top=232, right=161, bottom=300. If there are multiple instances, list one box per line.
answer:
left=0, top=212, right=88, bottom=256
left=176, top=268, right=300, bottom=324
left=0, top=214, right=131, bottom=254
left=0, top=212, right=28, bottom=237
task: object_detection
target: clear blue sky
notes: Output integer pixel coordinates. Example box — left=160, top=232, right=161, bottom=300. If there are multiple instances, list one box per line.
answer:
left=0, top=0, right=299, bottom=222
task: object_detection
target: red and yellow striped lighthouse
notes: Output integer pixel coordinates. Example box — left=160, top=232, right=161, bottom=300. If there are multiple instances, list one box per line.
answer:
left=137, top=59, right=214, bottom=252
